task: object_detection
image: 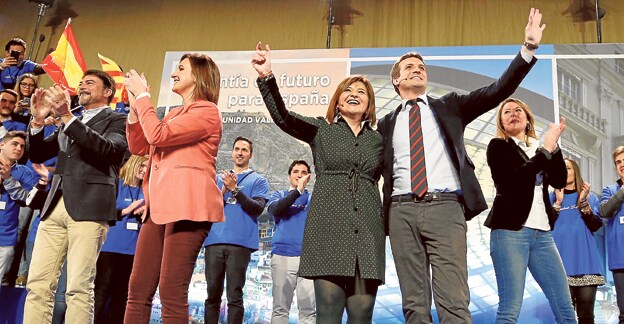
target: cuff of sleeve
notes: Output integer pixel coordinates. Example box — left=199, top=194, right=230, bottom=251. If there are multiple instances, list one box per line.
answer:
left=537, top=147, right=553, bottom=160
left=64, top=116, right=78, bottom=128
left=135, top=92, right=151, bottom=101
left=520, top=50, right=534, bottom=63
left=30, top=125, right=44, bottom=135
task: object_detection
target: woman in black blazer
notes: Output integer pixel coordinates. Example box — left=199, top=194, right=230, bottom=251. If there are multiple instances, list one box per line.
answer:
left=485, top=98, right=575, bottom=323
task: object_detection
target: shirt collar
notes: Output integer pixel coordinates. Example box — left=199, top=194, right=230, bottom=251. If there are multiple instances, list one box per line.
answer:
left=333, top=112, right=371, bottom=129
left=233, top=168, right=253, bottom=175
left=401, top=95, right=429, bottom=111
left=81, top=106, right=109, bottom=119
left=510, top=136, right=531, bottom=147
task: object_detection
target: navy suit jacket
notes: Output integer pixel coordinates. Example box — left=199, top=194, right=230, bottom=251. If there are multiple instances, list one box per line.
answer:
left=378, top=52, right=537, bottom=228
left=28, top=108, right=128, bottom=222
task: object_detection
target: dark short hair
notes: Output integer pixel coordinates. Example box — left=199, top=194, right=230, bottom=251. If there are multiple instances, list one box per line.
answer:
left=0, top=89, right=18, bottom=100
left=83, top=69, right=116, bottom=104
left=3, top=130, right=27, bottom=142
left=390, top=52, right=425, bottom=95
left=288, top=160, right=310, bottom=175
left=232, top=136, right=253, bottom=154
left=5, top=38, right=26, bottom=51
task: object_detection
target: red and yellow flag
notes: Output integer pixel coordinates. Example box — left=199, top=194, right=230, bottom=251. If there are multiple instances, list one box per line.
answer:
left=98, top=53, right=127, bottom=110
left=41, top=18, right=87, bottom=95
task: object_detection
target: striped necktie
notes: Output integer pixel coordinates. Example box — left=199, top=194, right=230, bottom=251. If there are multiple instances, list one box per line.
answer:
left=408, top=99, right=428, bottom=197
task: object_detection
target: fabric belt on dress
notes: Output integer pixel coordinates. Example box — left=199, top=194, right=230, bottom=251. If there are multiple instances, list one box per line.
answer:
left=316, top=169, right=375, bottom=195
left=391, top=192, right=459, bottom=203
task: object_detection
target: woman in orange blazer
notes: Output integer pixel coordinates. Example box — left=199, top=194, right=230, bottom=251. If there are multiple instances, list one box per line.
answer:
left=122, top=53, right=223, bottom=324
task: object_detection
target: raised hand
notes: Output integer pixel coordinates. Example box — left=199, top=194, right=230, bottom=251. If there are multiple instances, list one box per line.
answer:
left=543, top=116, right=565, bottom=153
left=525, top=7, right=546, bottom=45
left=0, top=56, right=17, bottom=69
left=251, top=41, right=272, bottom=77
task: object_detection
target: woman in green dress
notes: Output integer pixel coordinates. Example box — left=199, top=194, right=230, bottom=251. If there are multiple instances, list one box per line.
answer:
left=252, top=42, right=384, bottom=324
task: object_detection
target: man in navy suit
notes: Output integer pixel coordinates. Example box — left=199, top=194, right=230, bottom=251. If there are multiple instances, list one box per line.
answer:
left=377, top=8, right=545, bottom=323
left=23, top=70, right=127, bottom=323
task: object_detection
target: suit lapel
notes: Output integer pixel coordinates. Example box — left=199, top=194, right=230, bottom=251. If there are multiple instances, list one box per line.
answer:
left=386, top=103, right=402, bottom=143
left=84, top=108, right=111, bottom=129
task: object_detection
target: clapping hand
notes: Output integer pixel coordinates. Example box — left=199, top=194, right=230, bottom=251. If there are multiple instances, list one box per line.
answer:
left=0, top=156, right=12, bottom=180
left=553, top=189, right=563, bottom=206
left=124, top=70, right=149, bottom=97
left=221, top=170, right=238, bottom=192
left=30, top=88, right=51, bottom=123
left=32, top=163, right=50, bottom=179
left=543, top=117, right=566, bottom=153
left=297, top=173, right=311, bottom=193
left=579, top=182, right=591, bottom=202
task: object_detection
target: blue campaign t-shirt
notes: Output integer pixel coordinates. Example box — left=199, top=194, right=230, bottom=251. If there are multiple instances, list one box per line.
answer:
left=2, top=120, right=27, bottom=132
left=204, top=170, right=270, bottom=251
left=268, top=189, right=311, bottom=257
left=0, top=164, right=37, bottom=246
left=100, top=180, right=144, bottom=255
left=0, top=59, right=37, bottom=90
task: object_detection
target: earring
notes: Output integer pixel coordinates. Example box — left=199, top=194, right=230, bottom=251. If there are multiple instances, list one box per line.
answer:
left=526, top=123, right=531, bottom=131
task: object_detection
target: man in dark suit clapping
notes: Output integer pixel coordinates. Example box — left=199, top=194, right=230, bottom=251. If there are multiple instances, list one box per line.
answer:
left=23, top=70, right=127, bottom=324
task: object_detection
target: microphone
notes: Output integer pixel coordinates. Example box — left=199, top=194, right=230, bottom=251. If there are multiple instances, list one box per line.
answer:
left=34, top=34, right=45, bottom=62
left=396, top=76, right=410, bottom=86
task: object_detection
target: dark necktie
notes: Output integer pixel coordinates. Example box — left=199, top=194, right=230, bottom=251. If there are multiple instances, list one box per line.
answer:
left=408, top=99, right=428, bottom=197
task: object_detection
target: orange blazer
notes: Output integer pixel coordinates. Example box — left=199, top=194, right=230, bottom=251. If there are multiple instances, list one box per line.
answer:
left=126, top=96, right=224, bottom=224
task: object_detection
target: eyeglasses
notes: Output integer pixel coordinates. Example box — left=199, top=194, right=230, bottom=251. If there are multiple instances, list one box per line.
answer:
left=20, top=83, right=35, bottom=88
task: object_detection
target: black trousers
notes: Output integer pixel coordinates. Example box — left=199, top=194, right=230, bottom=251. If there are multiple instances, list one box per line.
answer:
left=94, top=251, right=134, bottom=324
left=204, top=244, right=252, bottom=324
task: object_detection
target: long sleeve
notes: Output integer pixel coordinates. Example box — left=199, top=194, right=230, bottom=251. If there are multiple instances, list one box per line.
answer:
left=600, top=186, right=624, bottom=219
left=132, top=97, right=221, bottom=148
left=235, top=191, right=267, bottom=217
left=3, top=166, right=37, bottom=206
left=268, top=190, right=301, bottom=217
left=256, top=75, right=321, bottom=143
left=63, top=113, right=128, bottom=159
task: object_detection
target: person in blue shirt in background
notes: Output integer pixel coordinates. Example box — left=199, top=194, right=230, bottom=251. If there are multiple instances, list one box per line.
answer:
left=0, top=131, right=38, bottom=295
left=600, top=145, right=624, bottom=324
left=268, top=160, right=316, bottom=324
left=94, top=155, right=148, bottom=324
left=204, top=136, right=270, bottom=324
left=0, top=38, right=45, bottom=91
left=551, top=158, right=604, bottom=324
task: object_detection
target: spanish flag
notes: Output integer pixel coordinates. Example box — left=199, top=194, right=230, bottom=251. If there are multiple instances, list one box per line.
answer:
left=41, top=18, right=87, bottom=95
left=98, top=53, right=127, bottom=110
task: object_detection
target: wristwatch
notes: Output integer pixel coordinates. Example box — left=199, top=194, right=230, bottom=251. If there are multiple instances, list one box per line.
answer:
left=231, top=187, right=241, bottom=197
